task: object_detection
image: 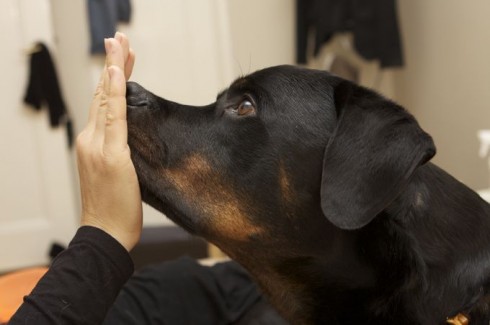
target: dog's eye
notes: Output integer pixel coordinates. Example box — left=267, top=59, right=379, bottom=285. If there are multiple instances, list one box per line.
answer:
left=237, top=100, right=256, bottom=116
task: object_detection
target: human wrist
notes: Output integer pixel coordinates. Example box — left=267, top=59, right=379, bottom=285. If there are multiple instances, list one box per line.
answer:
left=80, top=215, right=138, bottom=252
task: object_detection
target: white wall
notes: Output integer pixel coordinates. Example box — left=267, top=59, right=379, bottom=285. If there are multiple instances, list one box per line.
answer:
left=227, top=0, right=295, bottom=74
left=393, top=0, right=490, bottom=190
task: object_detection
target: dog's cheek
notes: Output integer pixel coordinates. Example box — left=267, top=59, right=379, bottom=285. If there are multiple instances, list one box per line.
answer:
left=279, top=161, right=297, bottom=207
left=128, top=124, right=166, bottom=170
left=164, top=153, right=264, bottom=242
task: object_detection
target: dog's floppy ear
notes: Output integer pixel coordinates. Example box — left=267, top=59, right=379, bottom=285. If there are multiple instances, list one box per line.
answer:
left=320, top=81, right=436, bottom=230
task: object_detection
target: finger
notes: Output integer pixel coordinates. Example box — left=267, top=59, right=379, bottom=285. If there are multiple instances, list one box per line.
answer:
left=87, top=40, right=114, bottom=129
left=115, top=32, right=129, bottom=66
left=106, top=65, right=126, bottom=120
left=86, top=38, right=126, bottom=133
left=114, top=32, right=135, bottom=80
left=87, top=69, right=106, bottom=131
left=94, top=67, right=110, bottom=142
left=104, top=65, right=128, bottom=153
left=105, top=38, right=125, bottom=71
left=125, top=48, right=136, bottom=80
left=93, top=38, right=118, bottom=139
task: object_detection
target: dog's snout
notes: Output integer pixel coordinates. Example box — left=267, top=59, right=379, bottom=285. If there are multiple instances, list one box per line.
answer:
left=126, top=81, right=148, bottom=108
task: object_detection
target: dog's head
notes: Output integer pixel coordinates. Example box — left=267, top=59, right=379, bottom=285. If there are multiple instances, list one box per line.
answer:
left=126, top=64, right=435, bottom=259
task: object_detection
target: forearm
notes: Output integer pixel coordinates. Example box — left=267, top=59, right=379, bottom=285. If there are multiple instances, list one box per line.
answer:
left=9, top=226, right=133, bottom=325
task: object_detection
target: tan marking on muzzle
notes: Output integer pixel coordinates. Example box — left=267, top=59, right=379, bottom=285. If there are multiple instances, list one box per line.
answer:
left=128, top=127, right=161, bottom=167
left=166, top=154, right=262, bottom=241
left=446, top=313, right=469, bottom=325
left=279, top=161, right=294, bottom=204
left=278, top=161, right=298, bottom=222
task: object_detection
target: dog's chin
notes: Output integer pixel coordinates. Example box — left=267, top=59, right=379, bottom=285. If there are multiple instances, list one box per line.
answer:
left=128, top=146, right=201, bottom=234
left=140, top=187, right=201, bottom=234
left=128, top=144, right=164, bottom=208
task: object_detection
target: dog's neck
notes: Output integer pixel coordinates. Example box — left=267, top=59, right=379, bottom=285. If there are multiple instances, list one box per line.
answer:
left=234, top=163, right=490, bottom=324
left=380, top=162, right=490, bottom=323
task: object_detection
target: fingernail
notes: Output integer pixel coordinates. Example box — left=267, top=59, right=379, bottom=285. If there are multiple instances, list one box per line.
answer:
left=115, top=31, right=122, bottom=42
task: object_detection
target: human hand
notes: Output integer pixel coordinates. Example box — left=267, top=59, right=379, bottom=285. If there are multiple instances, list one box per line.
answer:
left=76, top=32, right=141, bottom=251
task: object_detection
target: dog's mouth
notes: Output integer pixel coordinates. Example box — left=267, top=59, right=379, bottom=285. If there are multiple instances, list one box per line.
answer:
left=126, top=82, right=195, bottom=229
left=125, top=82, right=163, bottom=207
left=126, top=81, right=166, bottom=166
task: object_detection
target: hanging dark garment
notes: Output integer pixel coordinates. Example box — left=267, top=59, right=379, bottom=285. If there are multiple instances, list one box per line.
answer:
left=87, top=0, right=132, bottom=54
left=296, top=0, right=404, bottom=68
left=24, top=42, right=73, bottom=148
left=24, top=43, right=66, bottom=127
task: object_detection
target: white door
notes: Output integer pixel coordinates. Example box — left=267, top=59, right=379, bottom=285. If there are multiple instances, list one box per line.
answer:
left=0, top=0, right=78, bottom=272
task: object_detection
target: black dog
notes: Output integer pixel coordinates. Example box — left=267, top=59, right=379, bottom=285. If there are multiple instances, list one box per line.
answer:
left=126, top=65, right=490, bottom=324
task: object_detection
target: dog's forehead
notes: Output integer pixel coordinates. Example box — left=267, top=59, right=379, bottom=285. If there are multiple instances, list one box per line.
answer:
left=231, top=66, right=335, bottom=97
left=233, top=66, right=304, bottom=88
left=218, top=66, right=333, bottom=111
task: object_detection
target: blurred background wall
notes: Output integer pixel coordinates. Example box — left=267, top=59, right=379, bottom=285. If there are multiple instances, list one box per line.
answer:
left=394, top=0, right=490, bottom=191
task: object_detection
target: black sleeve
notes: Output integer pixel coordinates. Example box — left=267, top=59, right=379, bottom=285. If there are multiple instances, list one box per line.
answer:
left=9, top=226, right=134, bottom=325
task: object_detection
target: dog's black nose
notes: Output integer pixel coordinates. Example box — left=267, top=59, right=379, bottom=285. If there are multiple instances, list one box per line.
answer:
left=126, top=81, right=148, bottom=107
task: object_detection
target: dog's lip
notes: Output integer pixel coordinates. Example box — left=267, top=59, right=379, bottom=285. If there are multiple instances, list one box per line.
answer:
left=127, top=97, right=148, bottom=108
left=127, top=102, right=148, bottom=108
